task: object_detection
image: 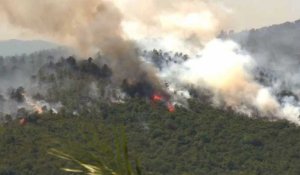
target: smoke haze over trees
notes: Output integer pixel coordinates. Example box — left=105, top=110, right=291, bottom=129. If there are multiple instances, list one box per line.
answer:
left=0, top=1, right=300, bottom=174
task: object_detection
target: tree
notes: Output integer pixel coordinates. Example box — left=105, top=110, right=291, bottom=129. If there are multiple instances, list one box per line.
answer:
left=8, top=87, right=25, bottom=103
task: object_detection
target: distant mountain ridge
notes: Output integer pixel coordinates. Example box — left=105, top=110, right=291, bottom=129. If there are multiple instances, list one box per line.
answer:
left=0, top=39, right=59, bottom=57
left=1, top=19, right=300, bottom=57
left=229, top=19, right=300, bottom=63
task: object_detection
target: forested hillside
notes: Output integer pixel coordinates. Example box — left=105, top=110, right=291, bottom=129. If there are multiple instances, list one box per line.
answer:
left=0, top=47, right=299, bottom=175
left=1, top=20, right=300, bottom=174
left=1, top=99, right=300, bottom=175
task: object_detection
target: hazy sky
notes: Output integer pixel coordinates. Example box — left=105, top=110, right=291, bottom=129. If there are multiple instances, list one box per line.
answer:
left=0, top=0, right=300, bottom=40
left=220, top=0, right=300, bottom=31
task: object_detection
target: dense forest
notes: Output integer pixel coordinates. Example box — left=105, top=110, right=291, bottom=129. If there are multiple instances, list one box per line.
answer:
left=1, top=94, right=300, bottom=175
left=1, top=20, right=300, bottom=175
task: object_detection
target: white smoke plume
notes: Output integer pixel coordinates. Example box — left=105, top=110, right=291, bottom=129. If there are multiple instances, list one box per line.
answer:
left=1, top=0, right=299, bottom=124
left=22, top=94, right=62, bottom=114
left=155, top=39, right=300, bottom=125
left=116, top=0, right=229, bottom=54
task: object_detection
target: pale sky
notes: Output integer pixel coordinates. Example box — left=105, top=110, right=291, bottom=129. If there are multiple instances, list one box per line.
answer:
left=219, top=0, right=300, bottom=31
left=1, top=0, right=300, bottom=40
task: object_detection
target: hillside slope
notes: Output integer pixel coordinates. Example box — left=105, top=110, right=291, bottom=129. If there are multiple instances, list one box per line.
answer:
left=1, top=21, right=300, bottom=175
left=230, top=19, right=300, bottom=69
left=0, top=99, right=300, bottom=175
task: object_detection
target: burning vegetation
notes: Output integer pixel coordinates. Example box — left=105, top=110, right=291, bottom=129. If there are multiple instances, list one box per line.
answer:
left=0, top=51, right=177, bottom=125
left=0, top=0, right=300, bottom=174
left=151, top=92, right=175, bottom=112
left=1, top=0, right=300, bottom=125
left=1, top=44, right=300, bottom=125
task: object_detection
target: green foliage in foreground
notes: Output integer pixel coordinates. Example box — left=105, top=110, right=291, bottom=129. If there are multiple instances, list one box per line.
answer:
left=48, top=129, right=142, bottom=175
left=0, top=99, right=300, bottom=175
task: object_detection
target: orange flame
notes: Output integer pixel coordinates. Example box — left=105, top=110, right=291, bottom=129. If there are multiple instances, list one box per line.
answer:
left=151, top=92, right=176, bottom=113
left=152, top=94, right=163, bottom=101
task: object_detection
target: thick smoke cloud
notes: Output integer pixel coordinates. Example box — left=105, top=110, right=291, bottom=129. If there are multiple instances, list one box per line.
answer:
left=158, top=39, right=300, bottom=124
left=1, top=0, right=300, bottom=125
left=116, top=0, right=228, bottom=53
left=0, top=0, right=157, bottom=84
left=0, top=0, right=228, bottom=87
left=0, top=0, right=228, bottom=56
